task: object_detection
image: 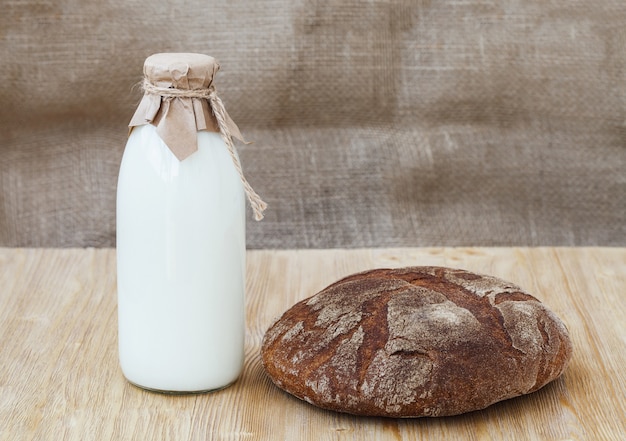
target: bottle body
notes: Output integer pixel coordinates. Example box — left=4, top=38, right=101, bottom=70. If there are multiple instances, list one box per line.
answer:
left=116, top=124, right=246, bottom=393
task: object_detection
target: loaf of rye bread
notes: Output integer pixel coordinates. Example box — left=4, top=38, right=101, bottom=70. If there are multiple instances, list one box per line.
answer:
left=261, top=266, right=572, bottom=417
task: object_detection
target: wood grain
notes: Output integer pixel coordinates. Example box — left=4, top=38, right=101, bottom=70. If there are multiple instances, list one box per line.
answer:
left=0, top=247, right=624, bottom=440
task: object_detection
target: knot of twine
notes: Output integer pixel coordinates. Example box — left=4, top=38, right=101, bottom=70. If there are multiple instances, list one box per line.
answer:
left=142, top=79, right=267, bottom=221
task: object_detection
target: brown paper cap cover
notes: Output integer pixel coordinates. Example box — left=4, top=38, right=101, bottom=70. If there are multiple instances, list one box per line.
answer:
left=129, top=53, right=221, bottom=160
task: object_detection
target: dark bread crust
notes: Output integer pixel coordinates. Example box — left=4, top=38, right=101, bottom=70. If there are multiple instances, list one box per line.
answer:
left=261, top=266, right=572, bottom=417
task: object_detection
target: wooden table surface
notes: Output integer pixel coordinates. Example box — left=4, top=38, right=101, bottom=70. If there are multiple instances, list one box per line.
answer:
left=1, top=247, right=625, bottom=440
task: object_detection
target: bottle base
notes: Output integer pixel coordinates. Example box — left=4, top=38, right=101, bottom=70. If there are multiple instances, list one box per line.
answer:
left=125, top=378, right=239, bottom=395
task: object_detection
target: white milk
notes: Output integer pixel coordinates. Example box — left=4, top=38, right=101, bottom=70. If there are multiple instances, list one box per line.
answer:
left=116, top=124, right=246, bottom=392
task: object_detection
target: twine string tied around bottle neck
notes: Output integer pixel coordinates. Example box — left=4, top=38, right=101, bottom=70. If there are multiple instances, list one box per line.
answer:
left=142, top=79, right=267, bottom=221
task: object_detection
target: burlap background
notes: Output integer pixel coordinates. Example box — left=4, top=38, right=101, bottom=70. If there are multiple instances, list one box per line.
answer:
left=1, top=0, right=625, bottom=248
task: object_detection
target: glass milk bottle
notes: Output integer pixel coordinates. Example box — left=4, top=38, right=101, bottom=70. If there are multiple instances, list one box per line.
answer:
left=116, top=53, right=266, bottom=393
